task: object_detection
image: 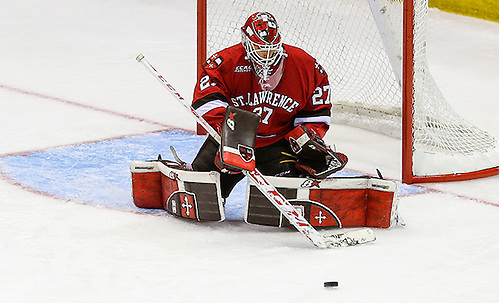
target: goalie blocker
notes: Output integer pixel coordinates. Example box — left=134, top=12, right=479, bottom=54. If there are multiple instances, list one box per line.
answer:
left=216, top=106, right=260, bottom=173
left=131, top=159, right=399, bottom=229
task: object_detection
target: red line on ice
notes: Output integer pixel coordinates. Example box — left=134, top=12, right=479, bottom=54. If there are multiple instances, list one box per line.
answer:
left=0, top=83, right=173, bottom=128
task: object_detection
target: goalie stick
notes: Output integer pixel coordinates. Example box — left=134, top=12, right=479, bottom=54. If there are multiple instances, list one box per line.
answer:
left=136, top=53, right=375, bottom=248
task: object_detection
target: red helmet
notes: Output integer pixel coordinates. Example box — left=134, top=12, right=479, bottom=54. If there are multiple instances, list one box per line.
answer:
left=241, top=12, right=284, bottom=81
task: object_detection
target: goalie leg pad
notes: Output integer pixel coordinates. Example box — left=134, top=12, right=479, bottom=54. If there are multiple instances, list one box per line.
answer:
left=131, top=162, right=163, bottom=209
left=245, top=176, right=399, bottom=228
left=220, top=106, right=260, bottom=171
left=131, top=161, right=225, bottom=221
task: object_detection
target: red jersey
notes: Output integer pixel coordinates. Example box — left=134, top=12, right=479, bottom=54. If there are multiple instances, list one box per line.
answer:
left=192, top=43, right=332, bottom=148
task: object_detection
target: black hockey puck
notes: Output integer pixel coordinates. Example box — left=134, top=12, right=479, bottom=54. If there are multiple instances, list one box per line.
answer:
left=324, top=281, right=339, bottom=287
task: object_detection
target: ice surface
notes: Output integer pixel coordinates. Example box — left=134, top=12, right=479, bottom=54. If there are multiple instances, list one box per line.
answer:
left=0, top=1, right=498, bottom=302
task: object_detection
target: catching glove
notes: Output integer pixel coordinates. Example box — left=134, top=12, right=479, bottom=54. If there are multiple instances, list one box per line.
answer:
left=285, top=125, right=347, bottom=178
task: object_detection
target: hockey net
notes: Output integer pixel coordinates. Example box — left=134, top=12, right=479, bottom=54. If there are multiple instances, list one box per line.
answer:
left=197, top=0, right=499, bottom=183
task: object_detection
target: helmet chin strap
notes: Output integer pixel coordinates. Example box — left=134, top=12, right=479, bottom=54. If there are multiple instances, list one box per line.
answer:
left=258, top=53, right=287, bottom=91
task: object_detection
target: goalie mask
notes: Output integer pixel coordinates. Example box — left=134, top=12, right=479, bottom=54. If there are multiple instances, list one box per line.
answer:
left=241, top=12, right=285, bottom=90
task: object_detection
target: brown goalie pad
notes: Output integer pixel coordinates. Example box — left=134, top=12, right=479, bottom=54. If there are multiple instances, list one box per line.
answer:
left=245, top=176, right=399, bottom=228
left=131, top=161, right=225, bottom=221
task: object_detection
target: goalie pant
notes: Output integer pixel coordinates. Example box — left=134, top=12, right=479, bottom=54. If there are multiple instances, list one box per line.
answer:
left=130, top=160, right=400, bottom=228
left=193, top=134, right=303, bottom=199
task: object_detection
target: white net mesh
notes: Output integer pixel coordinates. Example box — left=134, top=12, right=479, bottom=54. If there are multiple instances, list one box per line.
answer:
left=203, top=0, right=498, bottom=177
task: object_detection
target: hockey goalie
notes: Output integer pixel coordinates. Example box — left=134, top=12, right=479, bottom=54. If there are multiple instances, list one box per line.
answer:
left=131, top=12, right=400, bottom=229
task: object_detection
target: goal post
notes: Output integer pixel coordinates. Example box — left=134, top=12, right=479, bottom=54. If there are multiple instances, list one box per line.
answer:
left=402, top=0, right=416, bottom=184
left=197, top=0, right=207, bottom=80
left=197, top=0, right=499, bottom=184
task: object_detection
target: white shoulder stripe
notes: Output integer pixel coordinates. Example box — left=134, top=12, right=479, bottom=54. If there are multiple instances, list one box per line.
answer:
left=294, top=116, right=331, bottom=126
left=195, top=100, right=228, bottom=116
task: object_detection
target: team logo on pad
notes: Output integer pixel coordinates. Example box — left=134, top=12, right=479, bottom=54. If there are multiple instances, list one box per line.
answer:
left=290, top=200, right=342, bottom=228
left=166, top=191, right=198, bottom=220
left=238, top=144, right=255, bottom=162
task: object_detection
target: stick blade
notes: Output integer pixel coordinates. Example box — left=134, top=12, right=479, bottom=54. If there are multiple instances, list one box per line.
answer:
left=322, top=228, right=376, bottom=248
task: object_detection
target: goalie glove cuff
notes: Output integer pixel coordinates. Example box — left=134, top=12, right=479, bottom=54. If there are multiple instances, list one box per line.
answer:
left=285, top=124, right=321, bottom=154
left=214, top=149, right=243, bottom=174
